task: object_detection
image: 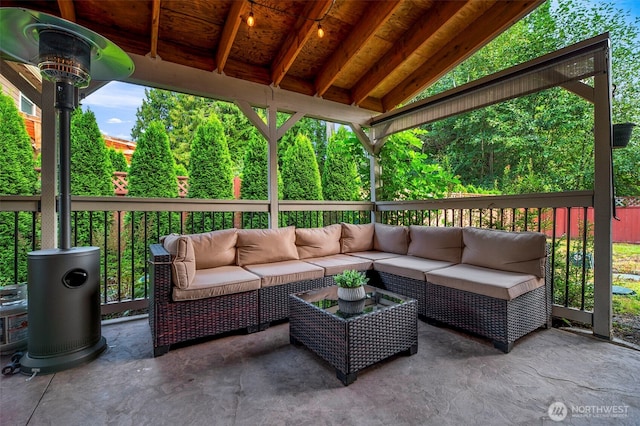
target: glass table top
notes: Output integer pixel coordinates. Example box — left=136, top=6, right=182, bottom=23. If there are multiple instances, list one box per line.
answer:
left=293, top=285, right=412, bottom=319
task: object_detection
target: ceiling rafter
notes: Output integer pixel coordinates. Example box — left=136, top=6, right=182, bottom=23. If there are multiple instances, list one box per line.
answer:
left=149, top=0, right=161, bottom=58
left=351, top=0, right=467, bottom=106
left=381, top=0, right=540, bottom=111
left=270, top=0, right=333, bottom=87
left=314, top=0, right=401, bottom=97
left=216, top=0, right=248, bottom=74
left=57, top=0, right=76, bottom=22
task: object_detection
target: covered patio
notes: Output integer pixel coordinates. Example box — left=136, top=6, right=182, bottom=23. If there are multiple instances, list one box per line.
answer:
left=1, top=1, right=636, bottom=422
left=3, top=318, right=639, bottom=424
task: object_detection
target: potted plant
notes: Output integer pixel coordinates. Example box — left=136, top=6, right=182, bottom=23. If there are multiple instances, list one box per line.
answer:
left=334, top=269, right=369, bottom=301
left=613, top=123, right=636, bottom=148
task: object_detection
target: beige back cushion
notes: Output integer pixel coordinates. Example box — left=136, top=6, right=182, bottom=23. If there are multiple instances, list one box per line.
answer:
left=373, top=223, right=409, bottom=254
left=163, top=234, right=196, bottom=289
left=236, top=226, right=299, bottom=266
left=189, top=228, right=238, bottom=269
left=296, top=224, right=342, bottom=259
left=461, top=227, right=547, bottom=277
left=408, top=226, right=463, bottom=263
left=341, top=223, right=374, bottom=253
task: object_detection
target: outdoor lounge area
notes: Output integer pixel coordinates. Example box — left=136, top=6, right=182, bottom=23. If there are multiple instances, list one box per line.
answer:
left=2, top=316, right=639, bottom=424
left=1, top=1, right=639, bottom=423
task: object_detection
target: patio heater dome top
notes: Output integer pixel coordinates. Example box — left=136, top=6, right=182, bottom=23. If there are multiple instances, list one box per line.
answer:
left=0, top=7, right=134, bottom=87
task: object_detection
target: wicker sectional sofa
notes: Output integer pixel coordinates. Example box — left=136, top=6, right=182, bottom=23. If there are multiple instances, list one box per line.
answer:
left=149, top=223, right=550, bottom=356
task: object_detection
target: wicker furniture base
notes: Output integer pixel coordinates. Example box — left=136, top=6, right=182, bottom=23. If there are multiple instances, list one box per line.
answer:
left=149, top=244, right=259, bottom=357
left=423, top=282, right=549, bottom=353
left=375, top=272, right=427, bottom=314
left=289, top=285, right=418, bottom=386
left=370, top=265, right=551, bottom=353
left=258, top=277, right=329, bottom=327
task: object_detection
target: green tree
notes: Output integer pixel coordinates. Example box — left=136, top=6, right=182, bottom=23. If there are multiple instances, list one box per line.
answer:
left=69, top=108, right=114, bottom=248
left=240, top=136, right=269, bottom=229
left=213, top=101, right=261, bottom=175
left=281, top=133, right=323, bottom=227
left=416, top=0, right=639, bottom=195
left=126, top=120, right=179, bottom=289
left=128, top=121, right=178, bottom=199
left=0, top=91, right=38, bottom=284
left=279, top=116, right=327, bottom=171
left=71, top=108, right=113, bottom=196
left=187, top=114, right=234, bottom=230
left=322, top=127, right=361, bottom=201
left=378, top=130, right=460, bottom=201
left=131, top=88, right=207, bottom=169
left=0, top=91, right=38, bottom=196
left=108, top=147, right=128, bottom=172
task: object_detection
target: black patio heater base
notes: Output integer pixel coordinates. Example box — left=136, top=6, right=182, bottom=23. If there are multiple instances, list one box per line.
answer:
left=20, top=247, right=106, bottom=376
left=0, top=8, right=134, bottom=376
left=20, top=337, right=107, bottom=376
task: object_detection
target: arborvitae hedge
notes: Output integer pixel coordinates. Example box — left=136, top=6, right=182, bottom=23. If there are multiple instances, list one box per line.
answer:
left=69, top=108, right=114, bottom=247
left=128, top=121, right=178, bottom=199
left=188, top=114, right=234, bottom=231
left=71, top=108, right=113, bottom=196
left=108, top=147, right=129, bottom=173
left=322, top=127, right=361, bottom=201
left=240, top=136, right=269, bottom=228
left=0, top=91, right=38, bottom=196
left=126, top=121, right=179, bottom=285
left=281, top=133, right=323, bottom=227
left=0, top=91, right=38, bottom=284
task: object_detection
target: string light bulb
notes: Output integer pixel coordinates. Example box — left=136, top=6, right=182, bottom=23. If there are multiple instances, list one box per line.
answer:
left=317, top=23, right=324, bottom=38
left=247, top=11, right=255, bottom=27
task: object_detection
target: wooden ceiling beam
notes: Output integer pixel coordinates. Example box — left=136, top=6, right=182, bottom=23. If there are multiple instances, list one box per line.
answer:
left=351, top=0, right=467, bottom=106
left=149, top=0, right=161, bottom=58
left=271, top=0, right=333, bottom=87
left=314, top=0, right=401, bottom=97
left=216, top=0, right=248, bottom=74
left=381, top=0, right=541, bottom=111
left=57, top=0, right=76, bottom=22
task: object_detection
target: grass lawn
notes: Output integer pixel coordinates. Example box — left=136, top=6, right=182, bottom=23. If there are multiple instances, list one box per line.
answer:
left=613, top=243, right=640, bottom=316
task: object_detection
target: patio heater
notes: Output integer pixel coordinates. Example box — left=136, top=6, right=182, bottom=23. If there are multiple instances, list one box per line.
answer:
left=0, top=7, right=133, bottom=374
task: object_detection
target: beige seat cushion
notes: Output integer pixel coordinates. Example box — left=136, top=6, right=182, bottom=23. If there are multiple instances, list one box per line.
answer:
left=163, top=234, right=196, bottom=289
left=374, top=255, right=454, bottom=281
left=347, top=251, right=403, bottom=261
left=462, top=227, right=547, bottom=277
left=426, top=264, right=544, bottom=301
left=374, top=223, right=409, bottom=254
left=408, top=226, right=463, bottom=263
left=188, top=228, right=238, bottom=269
left=244, top=260, right=324, bottom=288
left=341, top=222, right=374, bottom=253
left=296, top=224, right=342, bottom=259
left=303, top=254, right=373, bottom=276
left=236, top=226, right=299, bottom=266
left=172, top=266, right=261, bottom=301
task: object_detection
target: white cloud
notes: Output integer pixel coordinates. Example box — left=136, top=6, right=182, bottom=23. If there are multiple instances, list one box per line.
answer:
left=83, top=81, right=146, bottom=109
left=107, top=118, right=124, bottom=124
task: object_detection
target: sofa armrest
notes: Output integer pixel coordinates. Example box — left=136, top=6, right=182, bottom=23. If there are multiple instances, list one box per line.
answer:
left=149, top=243, right=172, bottom=303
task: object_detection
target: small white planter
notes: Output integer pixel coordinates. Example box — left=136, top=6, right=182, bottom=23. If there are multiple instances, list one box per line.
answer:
left=338, top=298, right=365, bottom=314
left=337, top=285, right=366, bottom=301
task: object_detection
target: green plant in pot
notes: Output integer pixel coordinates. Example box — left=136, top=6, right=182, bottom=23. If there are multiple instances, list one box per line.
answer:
left=334, top=269, right=368, bottom=301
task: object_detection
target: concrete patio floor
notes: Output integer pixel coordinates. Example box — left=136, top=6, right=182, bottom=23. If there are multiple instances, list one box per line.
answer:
left=1, top=318, right=639, bottom=426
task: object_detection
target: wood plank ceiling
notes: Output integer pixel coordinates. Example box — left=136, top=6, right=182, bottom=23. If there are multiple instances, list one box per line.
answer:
left=1, top=0, right=542, bottom=115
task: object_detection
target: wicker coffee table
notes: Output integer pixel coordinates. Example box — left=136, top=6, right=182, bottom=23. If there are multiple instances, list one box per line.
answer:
left=289, top=285, right=417, bottom=386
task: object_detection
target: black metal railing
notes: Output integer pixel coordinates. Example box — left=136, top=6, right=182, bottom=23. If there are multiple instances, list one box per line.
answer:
left=1, top=193, right=595, bottom=321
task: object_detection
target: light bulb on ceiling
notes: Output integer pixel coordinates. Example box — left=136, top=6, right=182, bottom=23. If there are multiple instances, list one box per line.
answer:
left=247, top=11, right=255, bottom=27
left=317, top=23, right=324, bottom=38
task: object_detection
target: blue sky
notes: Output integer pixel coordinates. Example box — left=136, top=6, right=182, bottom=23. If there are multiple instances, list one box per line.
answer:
left=82, top=81, right=148, bottom=140
left=82, top=0, right=639, bottom=142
